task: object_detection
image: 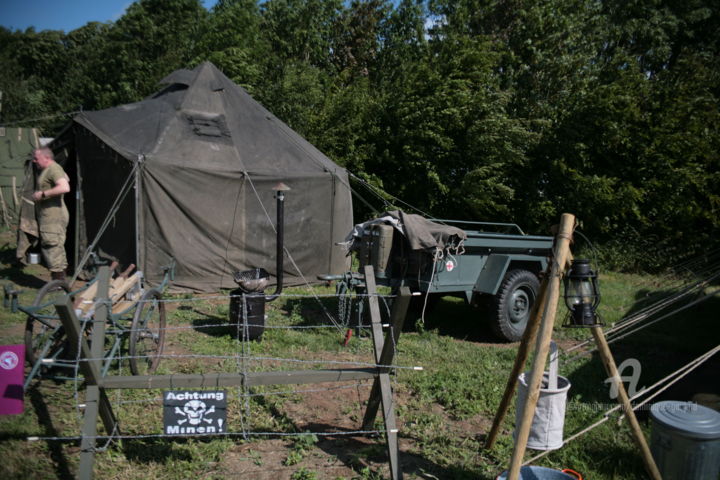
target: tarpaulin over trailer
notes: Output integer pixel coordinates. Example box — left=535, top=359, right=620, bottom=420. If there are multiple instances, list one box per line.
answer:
left=347, top=210, right=467, bottom=252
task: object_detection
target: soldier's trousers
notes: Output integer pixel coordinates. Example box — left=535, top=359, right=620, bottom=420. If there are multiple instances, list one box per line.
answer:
left=40, top=224, right=68, bottom=273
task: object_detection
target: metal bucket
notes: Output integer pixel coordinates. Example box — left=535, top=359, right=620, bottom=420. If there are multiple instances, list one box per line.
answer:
left=27, top=252, right=41, bottom=264
left=515, top=342, right=571, bottom=450
left=650, top=401, right=720, bottom=480
left=229, top=268, right=270, bottom=341
left=229, top=291, right=266, bottom=341
left=496, top=466, right=582, bottom=479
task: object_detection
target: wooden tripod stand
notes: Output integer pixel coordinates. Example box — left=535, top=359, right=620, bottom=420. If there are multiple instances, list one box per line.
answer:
left=484, top=213, right=662, bottom=480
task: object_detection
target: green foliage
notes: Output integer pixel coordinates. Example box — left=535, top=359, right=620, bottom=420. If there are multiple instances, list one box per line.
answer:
left=192, top=0, right=267, bottom=90
left=1, top=0, right=718, bottom=268
left=285, top=433, right=319, bottom=466
left=291, top=467, right=319, bottom=480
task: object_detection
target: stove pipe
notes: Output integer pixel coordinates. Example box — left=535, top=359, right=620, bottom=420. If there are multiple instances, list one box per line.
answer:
left=265, top=182, right=289, bottom=301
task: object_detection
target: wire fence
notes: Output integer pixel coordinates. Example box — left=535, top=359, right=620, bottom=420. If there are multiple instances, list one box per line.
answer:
left=18, top=241, right=720, bottom=479
left=25, top=287, right=415, bottom=449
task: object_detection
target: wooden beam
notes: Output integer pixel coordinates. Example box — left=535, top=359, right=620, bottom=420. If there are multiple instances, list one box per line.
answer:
left=484, top=266, right=550, bottom=450
left=362, top=265, right=403, bottom=480
left=592, top=326, right=662, bottom=480
left=108, top=272, right=141, bottom=304
left=507, top=213, right=575, bottom=480
left=75, top=261, right=118, bottom=313
left=363, top=286, right=411, bottom=429
left=62, top=267, right=117, bottom=480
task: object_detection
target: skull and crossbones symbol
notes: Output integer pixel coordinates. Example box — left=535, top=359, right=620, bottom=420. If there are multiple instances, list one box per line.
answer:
left=175, top=400, right=215, bottom=425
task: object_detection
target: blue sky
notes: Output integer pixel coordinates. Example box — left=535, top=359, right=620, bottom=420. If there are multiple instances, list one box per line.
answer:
left=1, top=0, right=219, bottom=32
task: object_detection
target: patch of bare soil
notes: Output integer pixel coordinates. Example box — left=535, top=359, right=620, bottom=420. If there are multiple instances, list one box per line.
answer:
left=218, top=437, right=386, bottom=480
left=215, top=378, right=497, bottom=479
left=217, top=382, right=394, bottom=478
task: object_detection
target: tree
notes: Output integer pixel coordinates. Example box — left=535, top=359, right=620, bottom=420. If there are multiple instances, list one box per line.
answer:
left=192, top=0, right=266, bottom=91
left=0, top=27, right=69, bottom=129
left=91, top=0, right=209, bottom=107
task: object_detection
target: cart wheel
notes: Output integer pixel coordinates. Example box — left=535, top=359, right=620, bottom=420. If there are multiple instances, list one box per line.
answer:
left=24, top=279, right=73, bottom=366
left=490, top=269, right=539, bottom=342
left=129, top=289, right=166, bottom=375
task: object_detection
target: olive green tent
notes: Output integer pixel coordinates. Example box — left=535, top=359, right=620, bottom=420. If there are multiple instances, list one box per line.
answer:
left=49, top=62, right=352, bottom=292
left=0, top=127, right=40, bottom=229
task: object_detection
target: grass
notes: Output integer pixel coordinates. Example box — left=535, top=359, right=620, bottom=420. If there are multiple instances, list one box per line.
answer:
left=0, top=230, right=717, bottom=479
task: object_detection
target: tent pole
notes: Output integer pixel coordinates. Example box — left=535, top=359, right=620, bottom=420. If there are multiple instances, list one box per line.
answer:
left=74, top=150, right=81, bottom=274
left=135, top=155, right=143, bottom=272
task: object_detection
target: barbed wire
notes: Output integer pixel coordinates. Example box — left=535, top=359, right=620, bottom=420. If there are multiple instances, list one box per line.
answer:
left=27, top=428, right=387, bottom=444
left=29, top=284, right=416, bottom=453
left=77, top=291, right=399, bottom=308
left=112, top=381, right=374, bottom=406
left=54, top=351, right=422, bottom=372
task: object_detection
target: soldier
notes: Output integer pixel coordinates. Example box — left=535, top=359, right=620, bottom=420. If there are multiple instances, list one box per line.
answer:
left=31, top=147, right=70, bottom=281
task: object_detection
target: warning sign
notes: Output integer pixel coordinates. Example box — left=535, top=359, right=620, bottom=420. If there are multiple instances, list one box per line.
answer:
left=163, top=390, right=227, bottom=435
left=0, top=345, right=24, bottom=415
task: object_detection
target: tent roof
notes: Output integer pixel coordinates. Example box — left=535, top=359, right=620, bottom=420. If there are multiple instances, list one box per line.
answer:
left=74, top=61, right=344, bottom=176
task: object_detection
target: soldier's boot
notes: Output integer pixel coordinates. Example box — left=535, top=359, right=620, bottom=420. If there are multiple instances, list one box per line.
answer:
left=50, top=271, right=66, bottom=281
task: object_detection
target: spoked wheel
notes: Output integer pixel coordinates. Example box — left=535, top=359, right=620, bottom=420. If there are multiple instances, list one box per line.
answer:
left=129, top=289, right=166, bottom=375
left=24, top=279, right=74, bottom=367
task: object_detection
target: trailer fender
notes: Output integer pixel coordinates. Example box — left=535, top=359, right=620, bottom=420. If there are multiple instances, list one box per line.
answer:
left=473, top=254, right=511, bottom=296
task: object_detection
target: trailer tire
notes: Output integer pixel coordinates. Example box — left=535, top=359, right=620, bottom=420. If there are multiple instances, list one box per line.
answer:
left=490, top=269, right=539, bottom=342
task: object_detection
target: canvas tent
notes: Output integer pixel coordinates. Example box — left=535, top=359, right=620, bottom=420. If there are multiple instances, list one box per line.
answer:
left=44, top=62, right=352, bottom=291
left=0, top=127, right=41, bottom=229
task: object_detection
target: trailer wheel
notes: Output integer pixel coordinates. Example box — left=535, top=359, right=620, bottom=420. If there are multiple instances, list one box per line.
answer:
left=490, top=269, right=539, bottom=342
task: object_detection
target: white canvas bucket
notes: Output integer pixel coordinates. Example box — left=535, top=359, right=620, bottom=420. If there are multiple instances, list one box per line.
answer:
left=515, top=341, right=571, bottom=450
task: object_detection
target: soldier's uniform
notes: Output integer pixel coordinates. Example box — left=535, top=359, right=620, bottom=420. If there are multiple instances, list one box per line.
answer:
left=36, top=162, right=69, bottom=273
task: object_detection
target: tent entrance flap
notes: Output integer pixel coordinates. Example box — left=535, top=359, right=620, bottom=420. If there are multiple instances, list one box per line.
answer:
left=72, top=131, right=138, bottom=277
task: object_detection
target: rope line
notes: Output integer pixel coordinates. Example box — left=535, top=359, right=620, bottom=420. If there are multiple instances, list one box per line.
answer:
left=524, top=344, right=720, bottom=466
left=111, top=381, right=373, bottom=406
left=70, top=159, right=140, bottom=285
left=243, top=173, right=345, bottom=335
left=348, top=171, right=437, bottom=221
left=564, top=288, right=720, bottom=364
left=0, top=110, right=80, bottom=128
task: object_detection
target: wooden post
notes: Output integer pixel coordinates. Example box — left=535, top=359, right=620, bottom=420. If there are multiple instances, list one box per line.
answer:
left=362, top=265, right=405, bottom=480
left=12, top=176, right=19, bottom=212
left=507, top=213, right=575, bottom=480
left=0, top=187, right=11, bottom=227
left=363, top=285, right=411, bottom=429
left=484, top=270, right=549, bottom=450
left=592, top=326, right=663, bottom=480
left=56, top=267, right=117, bottom=480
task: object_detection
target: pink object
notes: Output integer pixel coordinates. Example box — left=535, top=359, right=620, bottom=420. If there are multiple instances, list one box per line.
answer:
left=0, top=345, right=25, bottom=415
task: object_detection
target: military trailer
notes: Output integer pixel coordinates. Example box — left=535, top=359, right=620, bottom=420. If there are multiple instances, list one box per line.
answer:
left=346, top=211, right=554, bottom=341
